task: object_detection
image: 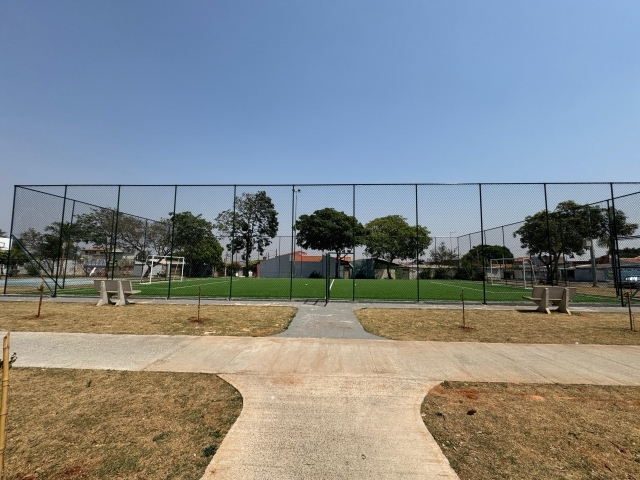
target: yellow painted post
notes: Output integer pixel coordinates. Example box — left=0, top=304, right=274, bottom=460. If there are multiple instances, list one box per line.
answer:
left=0, top=333, right=11, bottom=477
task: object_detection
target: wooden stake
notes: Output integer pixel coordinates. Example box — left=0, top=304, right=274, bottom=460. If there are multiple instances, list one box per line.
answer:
left=197, top=286, right=201, bottom=323
left=626, top=292, right=636, bottom=332
left=37, top=280, right=44, bottom=318
left=0, top=333, right=11, bottom=476
left=461, top=289, right=466, bottom=328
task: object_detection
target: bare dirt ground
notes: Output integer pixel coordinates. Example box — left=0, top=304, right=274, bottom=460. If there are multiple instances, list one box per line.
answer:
left=422, top=382, right=640, bottom=480
left=0, top=302, right=297, bottom=336
left=4, top=368, right=242, bottom=480
left=355, top=308, right=639, bottom=345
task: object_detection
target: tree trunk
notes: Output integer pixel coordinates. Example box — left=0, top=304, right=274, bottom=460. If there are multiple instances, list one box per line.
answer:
left=335, top=253, right=340, bottom=279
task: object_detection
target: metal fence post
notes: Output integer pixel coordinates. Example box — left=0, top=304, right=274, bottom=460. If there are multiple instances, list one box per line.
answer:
left=110, top=186, right=121, bottom=280
left=610, top=184, right=624, bottom=305
left=415, top=184, right=420, bottom=302
left=62, top=200, right=76, bottom=289
left=289, top=185, right=295, bottom=301
left=230, top=186, right=237, bottom=300
left=167, top=185, right=177, bottom=300
left=543, top=183, right=553, bottom=286
left=479, top=183, right=486, bottom=304
left=352, top=184, right=356, bottom=301
left=3, top=186, right=17, bottom=295
left=53, top=185, right=68, bottom=297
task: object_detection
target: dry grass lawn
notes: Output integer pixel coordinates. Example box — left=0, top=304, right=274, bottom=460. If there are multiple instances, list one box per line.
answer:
left=5, top=368, right=242, bottom=480
left=423, top=382, right=640, bottom=480
left=355, top=308, right=640, bottom=345
left=0, top=301, right=297, bottom=336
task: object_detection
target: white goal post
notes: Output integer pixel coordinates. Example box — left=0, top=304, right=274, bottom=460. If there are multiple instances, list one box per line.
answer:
left=140, top=255, right=185, bottom=284
left=489, top=258, right=536, bottom=288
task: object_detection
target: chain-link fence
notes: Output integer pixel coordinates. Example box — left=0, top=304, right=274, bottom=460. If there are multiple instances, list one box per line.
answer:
left=3, top=183, right=640, bottom=305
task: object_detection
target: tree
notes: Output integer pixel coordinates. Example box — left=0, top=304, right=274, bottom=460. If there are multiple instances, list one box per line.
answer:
left=75, top=208, right=119, bottom=275
left=215, top=191, right=279, bottom=276
left=430, top=242, right=458, bottom=266
left=461, top=245, right=514, bottom=267
left=363, top=215, right=431, bottom=279
left=0, top=229, right=6, bottom=237
left=514, top=200, right=637, bottom=284
left=146, top=218, right=172, bottom=257
left=171, top=211, right=223, bottom=277
left=295, top=208, right=365, bottom=278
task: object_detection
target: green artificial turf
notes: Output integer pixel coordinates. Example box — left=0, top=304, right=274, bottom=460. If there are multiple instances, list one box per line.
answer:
left=46, top=276, right=622, bottom=304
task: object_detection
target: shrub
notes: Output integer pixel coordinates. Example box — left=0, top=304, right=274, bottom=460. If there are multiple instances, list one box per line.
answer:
left=433, top=268, right=451, bottom=279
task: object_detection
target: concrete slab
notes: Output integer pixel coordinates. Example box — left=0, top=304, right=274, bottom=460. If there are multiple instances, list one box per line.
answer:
left=276, top=303, right=384, bottom=339
left=200, top=375, right=458, bottom=480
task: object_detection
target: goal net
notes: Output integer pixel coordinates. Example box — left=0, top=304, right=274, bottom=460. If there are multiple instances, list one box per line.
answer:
left=489, top=258, right=536, bottom=288
left=140, top=255, right=185, bottom=284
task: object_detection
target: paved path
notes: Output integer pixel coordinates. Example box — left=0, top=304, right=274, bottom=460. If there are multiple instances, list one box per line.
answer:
left=3, top=297, right=640, bottom=478
left=275, top=302, right=383, bottom=339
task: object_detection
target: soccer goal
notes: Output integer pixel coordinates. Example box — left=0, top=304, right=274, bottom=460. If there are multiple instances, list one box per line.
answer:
left=489, top=258, right=536, bottom=288
left=140, top=255, right=185, bottom=284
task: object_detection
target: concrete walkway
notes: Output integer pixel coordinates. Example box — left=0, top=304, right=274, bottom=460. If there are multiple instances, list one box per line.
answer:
left=3, top=297, right=640, bottom=478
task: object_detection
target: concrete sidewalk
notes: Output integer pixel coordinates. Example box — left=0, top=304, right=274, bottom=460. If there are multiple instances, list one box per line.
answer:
left=3, top=297, right=640, bottom=478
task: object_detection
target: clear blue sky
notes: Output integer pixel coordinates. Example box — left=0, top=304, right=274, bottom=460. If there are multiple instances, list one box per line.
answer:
left=1, top=1, right=640, bottom=232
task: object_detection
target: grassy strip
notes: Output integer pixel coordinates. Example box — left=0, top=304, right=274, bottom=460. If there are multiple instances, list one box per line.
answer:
left=355, top=308, right=640, bottom=345
left=422, top=382, right=640, bottom=479
left=5, top=368, right=242, bottom=480
left=0, top=302, right=297, bottom=336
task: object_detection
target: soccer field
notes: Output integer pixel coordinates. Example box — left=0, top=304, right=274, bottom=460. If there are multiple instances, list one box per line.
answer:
left=58, top=277, right=619, bottom=303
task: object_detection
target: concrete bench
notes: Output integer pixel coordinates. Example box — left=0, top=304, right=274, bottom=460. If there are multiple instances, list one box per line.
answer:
left=94, top=280, right=140, bottom=306
left=523, top=286, right=577, bottom=315
left=114, top=280, right=141, bottom=306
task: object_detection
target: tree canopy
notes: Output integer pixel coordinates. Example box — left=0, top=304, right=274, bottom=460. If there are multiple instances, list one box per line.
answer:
left=171, top=211, right=222, bottom=277
left=429, top=242, right=458, bottom=267
left=363, top=215, right=431, bottom=279
left=295, top=208, right=365, bottom=278
left=461, top=244, right=514, bottom=266
left=215, top=191, right=279, bottom=276
left=514, top=200, right=637, bottom=283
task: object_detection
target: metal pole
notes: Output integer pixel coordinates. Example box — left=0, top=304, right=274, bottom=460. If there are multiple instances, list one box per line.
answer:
left=230, top=186, right=237, bottom=300
left=610, top=183, right=624, bottom=306
left=352, top=184, right=356, bottom=301
left=543, top=184, right=553, bottom=286
left=415, top=184, right=420, bottom=302
left=586, top=206, right=598, bottom=287
left=167, top=186, right=177, bottom=299
left=53, top=185, right=68, bottom=297
left=479, top=184, right=486, bottom=304
left=110, top=186, right=121, bottom=280
left=62, top=200, right=76, bottom=289
left=3, top=186, right=17, bottom=295
left=289, top=186, right=295, bottom=300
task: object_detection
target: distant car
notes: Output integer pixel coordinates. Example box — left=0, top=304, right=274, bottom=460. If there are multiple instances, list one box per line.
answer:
left=621, top=276, right=640, bottom=289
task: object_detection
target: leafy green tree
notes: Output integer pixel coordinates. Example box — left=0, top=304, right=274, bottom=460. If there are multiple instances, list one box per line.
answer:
left=295, top=208, right=365, bottom=278
left=461, top=245, right=514, bottom=267
left=514, top=200, right=637, bottom=283
left=216, top=191, right=279, bottom=276
left=171, top=211, right=223, bottom=277
left=363, top=215, right=431, bottom=279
